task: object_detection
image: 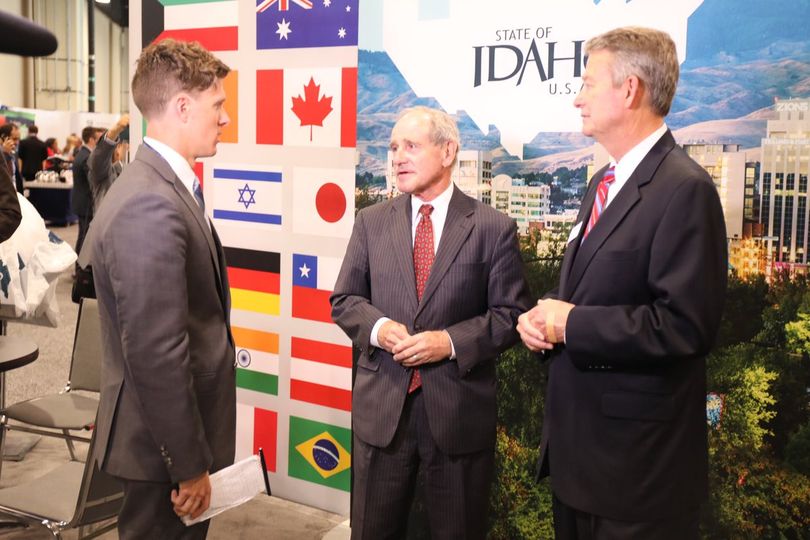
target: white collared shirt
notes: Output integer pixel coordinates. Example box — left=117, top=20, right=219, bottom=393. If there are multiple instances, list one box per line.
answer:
left=143, top=136, right=198, bottom=204
left=604, top=123, right=668, bottom=208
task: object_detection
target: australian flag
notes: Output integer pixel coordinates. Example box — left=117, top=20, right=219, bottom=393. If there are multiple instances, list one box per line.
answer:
left=257, top=0, right=359, bottom=50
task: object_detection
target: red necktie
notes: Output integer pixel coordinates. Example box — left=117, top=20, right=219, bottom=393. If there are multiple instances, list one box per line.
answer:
left=409, top=204, right=434, bottom=393
left=583, top=165, right=616, bottom=239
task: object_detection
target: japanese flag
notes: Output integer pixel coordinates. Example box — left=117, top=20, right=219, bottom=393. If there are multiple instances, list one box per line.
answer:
left=292, top=167, right=354, bottom=238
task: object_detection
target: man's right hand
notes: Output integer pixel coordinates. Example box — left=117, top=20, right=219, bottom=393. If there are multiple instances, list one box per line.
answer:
left=108, top=114, right=130, bottom=141
left=170, top=470, right=211, bottom=520
left=377, top=320, right=410, bottom=353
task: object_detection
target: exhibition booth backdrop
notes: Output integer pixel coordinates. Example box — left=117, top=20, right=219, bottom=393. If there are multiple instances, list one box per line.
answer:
left=126, top=0, right=810, bottom=521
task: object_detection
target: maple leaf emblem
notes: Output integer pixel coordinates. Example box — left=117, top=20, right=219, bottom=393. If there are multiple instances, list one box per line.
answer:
left=291, top=77, right=333, bottom=141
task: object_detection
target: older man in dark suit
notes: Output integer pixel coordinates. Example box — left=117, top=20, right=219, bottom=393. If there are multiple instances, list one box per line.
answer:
left=517, top=27, right=727, bottom=539
left=331, top=106, right=531, bottom=539
left=80, top=39, right=234, bottom=539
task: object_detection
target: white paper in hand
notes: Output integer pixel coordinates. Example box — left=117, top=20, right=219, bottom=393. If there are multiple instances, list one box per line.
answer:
left=182, top=455, right=268, bottom=526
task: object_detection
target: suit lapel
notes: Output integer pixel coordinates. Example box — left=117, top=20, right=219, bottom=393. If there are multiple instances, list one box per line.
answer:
left=136, top=145, right=225, bottom=300
left=416, top=186, right=474, bottom=316
left=391, top=195, right=419, bottom=311
left=564, top=131, right=677, bottom=298
left=559, top=169, right=602, bottom=298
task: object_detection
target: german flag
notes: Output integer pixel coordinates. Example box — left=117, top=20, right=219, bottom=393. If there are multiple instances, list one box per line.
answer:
left=224, top=247, right=280, bottom=316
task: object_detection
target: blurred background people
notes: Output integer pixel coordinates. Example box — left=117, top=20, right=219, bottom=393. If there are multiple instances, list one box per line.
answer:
left=89, top=114, right=129, bottom=211
left=17, top=124, right=48, bottom=181
left=0, top=123, right=23, bottom=192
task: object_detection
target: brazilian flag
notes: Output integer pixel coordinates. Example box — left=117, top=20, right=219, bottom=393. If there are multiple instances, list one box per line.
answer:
left=288, top=416, right=351, bottom=492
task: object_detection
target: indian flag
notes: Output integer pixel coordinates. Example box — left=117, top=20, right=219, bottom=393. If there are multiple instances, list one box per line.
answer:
left=142, top=0, right=239, bottom=51
left=234, top=326, right=279, bottom=396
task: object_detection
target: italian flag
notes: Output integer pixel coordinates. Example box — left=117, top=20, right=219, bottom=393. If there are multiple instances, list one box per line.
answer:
left=142, top=0, right=239, bottom=51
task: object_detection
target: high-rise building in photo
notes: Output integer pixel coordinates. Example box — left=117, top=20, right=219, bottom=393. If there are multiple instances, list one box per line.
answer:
left=684, top=143, right=747, bottom=240
left=760, top=98, right=810, bottom=275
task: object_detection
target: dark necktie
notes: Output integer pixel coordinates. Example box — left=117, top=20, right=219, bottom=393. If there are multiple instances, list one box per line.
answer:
left=583, top=165, right=616, bottom=239
left=409, top=204, right=434, bottom=393
left=193, top=177, right=205, bottom=212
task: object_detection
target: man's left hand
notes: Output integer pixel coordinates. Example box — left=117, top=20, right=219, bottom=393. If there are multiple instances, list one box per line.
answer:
left=392, top=331, right=452, bottom=367
left=534, top=299, right=575, bottom=344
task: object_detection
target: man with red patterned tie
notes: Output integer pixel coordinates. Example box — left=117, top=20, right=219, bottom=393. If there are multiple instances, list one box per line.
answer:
left=331, top=106, right=531, bottom=539
left=517, top=27, right=728, bottom=539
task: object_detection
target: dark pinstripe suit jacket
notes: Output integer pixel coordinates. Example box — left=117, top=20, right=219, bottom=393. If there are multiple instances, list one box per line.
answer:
left=331, top=186, right=532, bottom=454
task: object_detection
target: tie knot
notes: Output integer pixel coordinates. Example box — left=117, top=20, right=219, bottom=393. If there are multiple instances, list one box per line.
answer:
left=419, top=204, right=434, bottom=218
left=602, top=166, right=616, bottom=186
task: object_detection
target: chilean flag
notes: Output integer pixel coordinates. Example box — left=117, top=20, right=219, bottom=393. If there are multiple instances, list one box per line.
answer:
left=291, top=253, right=341, bottom=324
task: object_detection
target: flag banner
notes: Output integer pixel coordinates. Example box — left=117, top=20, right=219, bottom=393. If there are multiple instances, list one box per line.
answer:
left=256, top=0, right=358, bottom=50
left=234, top=326, right=279, bottom=396
left=142, top=0, right=239, bottom=51
left=292, top=167, right=354, bottom=238
left=290, top=336, right=352, bottom=411
left=225, top=247, right=281, bottom=316
left=211, top=165, right=283, bottom=228
left=221, top=71, right=239, bottom=144
left=236, top=403, right=278, bottom=472
left=288, top=416, right=351, bottom=491
left=256, top=67, right=357, bottom=148
left=291, top=253, right=341, bottom=323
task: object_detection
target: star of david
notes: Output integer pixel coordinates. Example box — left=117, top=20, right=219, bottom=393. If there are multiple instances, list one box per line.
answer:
left=238, top=183, right=256, bottom=209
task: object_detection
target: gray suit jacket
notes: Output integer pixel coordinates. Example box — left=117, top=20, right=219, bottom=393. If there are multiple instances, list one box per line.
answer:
left=82, top=144, right=236, bottom=483
left=331, top=186, right=531, bottom=454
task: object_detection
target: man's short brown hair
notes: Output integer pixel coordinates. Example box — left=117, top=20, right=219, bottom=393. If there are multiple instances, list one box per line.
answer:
left=131, top=39, right=230, bottom=120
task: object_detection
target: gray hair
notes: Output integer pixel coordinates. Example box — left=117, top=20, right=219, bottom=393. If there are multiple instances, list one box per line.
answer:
left=585, top=26, right=679, bottom=117
left=398, top=106, right=460, bottom=166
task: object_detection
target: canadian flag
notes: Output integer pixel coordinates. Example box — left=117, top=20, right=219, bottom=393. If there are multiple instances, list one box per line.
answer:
left=256, top=67, right=357, bottom=148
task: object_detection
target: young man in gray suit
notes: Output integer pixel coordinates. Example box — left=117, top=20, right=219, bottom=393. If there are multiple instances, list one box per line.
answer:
left=518, top=27, right=727, bottom=539
left=331, top=106, right=532, bottom=539
left=80, top=39, right=234, bottom=539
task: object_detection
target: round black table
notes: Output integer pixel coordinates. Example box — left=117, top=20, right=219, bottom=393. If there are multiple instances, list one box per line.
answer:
left=0, top=336, right=38, bottom=408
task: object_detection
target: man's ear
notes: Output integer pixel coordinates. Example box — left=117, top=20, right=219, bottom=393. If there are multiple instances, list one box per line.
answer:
left=624, top=75, right=643, bottom=109
left=172, top=93, right=192, bottom=122
left=443, top=140, right=458, bottom=168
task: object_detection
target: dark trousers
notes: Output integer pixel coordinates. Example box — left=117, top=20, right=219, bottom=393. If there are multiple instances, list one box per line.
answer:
left=118, top=478, right=210, bottom=540
left=552, top=493, right=700, bottom=540
left=351, top=390, right=494, bottom=540
left=75, top=213, right=91, bottom=259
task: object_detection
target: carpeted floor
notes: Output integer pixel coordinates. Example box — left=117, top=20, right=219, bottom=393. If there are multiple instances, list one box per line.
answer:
left=0, top=222, right=349, bottom=539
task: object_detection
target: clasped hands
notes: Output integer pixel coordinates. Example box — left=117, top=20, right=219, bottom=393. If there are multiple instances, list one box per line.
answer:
left=377, top=320, right=451, bottom=367
left=517, top=299, right=575, bottom=352
left=171, top=470, right=211, bottom=520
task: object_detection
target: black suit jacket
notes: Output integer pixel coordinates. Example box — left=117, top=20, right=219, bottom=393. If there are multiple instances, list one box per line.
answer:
left=539, top=131, right=727, bottom=521
left=331, top=186, right=532, bottom=454
left=0, top=164, right=21, bottom=241
left=17, top=136, right=48, bottom=180
left=71, top=146, right=93, bottom=217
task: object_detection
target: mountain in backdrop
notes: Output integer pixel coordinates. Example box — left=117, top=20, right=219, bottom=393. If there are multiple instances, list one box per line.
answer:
left=358, top=0, right=810, bottom=177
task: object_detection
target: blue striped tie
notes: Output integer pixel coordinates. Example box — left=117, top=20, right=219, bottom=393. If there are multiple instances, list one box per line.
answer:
left=192, top=177, right=205, bottom=212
